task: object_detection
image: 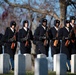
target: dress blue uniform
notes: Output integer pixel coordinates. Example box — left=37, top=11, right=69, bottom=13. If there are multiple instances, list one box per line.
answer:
left=49, top=20, right=60, bottom=57
left=3, top=21, right=17, bottom=70
left=58, top=20, right=71, bottom=71
left=18, top=20, right=33, bottom=54
left=34, top=18, right=49, bottom=56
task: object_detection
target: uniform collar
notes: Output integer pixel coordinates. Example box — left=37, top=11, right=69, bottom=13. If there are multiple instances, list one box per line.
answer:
left=23, top=27, right=27, bottom=31
left=10, top=27, right=14, bottom=32
left=65, top=27, right=69, bottom=32
left=54, top=26, right=58, bottom=31
left=70, top=23, right=74, bottom=28
left=42, top=25, right=46, bottom=30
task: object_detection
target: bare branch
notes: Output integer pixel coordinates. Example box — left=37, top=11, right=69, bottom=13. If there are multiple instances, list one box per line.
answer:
left=4, top=0, right=60, bottom=20
left=71, top=1, right=76, bottom=9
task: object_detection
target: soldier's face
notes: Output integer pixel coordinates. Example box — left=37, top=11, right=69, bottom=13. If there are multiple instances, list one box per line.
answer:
left=71, top=20, right=75, bottom=24
left=12, top=25, right=15, bottom=29
left=56, top=23, right=59, bottom=28
left=43, top=22, right=47, bottom=27
left=25, top=23, right=28, bottom=28
left=66, top=23, right=69, bottom=28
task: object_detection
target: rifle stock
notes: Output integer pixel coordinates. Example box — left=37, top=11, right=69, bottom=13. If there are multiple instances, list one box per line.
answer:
left=53, top=32, right=58, bottom=47
left=11, top=29, right=17, bottom=49
left=53, top=40, right=58, bottom=47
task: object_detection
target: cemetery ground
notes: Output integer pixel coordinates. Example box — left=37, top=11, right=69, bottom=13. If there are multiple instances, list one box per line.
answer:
left=0, top=71, right=76, bottom=75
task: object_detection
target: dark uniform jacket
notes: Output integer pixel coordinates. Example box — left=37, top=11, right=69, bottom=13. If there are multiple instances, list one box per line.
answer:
left=58, top=27, right=71, bottom=60
left=49, top=27, right=60, bottom=57
left=70, top=27, right=76, bottom=54
left=0, top=33, right=3, bottom=54
left=69, top=24, right=72, bottom=30
left=3, top=27, right=17, bottom=59
left=34, top=25, right=49, bottom=56
left=18, top=28, right=33, bottom=54
left=69, top=24, right=74, bottom=55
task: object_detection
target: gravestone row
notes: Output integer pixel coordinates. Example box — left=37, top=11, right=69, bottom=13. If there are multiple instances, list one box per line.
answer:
left=0, top=53, right=76, bottom=75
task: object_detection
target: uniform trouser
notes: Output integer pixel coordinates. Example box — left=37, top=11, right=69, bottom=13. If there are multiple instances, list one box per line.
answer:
left=36, top=44, right=46, bottom=56
left=10, top=58, right=14, bottom=69
left=67, top=60, right=71, bottom=70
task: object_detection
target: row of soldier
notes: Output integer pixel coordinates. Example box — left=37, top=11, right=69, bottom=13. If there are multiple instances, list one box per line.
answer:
left=34, top=16, right=76, bottom=72
left=0, top=16, right=76, bottom=71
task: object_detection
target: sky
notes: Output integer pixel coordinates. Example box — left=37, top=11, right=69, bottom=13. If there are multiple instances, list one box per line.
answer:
left=0, top=0, right=75, bottom=28
left=0, top=7, right=4, bottom=15
left=0, top=0, right=60, bottom=15
left=0, top=0, right=75, bottom=19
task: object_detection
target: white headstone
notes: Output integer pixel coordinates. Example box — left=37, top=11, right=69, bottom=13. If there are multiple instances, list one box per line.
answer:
left=71, top=54, right=76, bottom=73
left=0, top=54, right=10, bottom=74
left=56, top=53, right=67, bottom=75
left=14, top=54, right=25, bottom=75
left=24, top=54, right=32, bottom=71
left=35, top=58, right=48, bottom=75
left=53, top=54, right=58, bottom=71
left=37, top=54, right=46, bottom=58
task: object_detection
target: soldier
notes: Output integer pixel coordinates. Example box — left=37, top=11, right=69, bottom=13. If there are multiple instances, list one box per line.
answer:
left=70, top=24, right=76, bottom=54
left=18, top=20, right=33, bottom=54
left=69, top=16, right=75, bottom=30
left=48, top=20, right=60, bottom=57
left=34, top=18, right=49, bottom=56
left=3, top=21, right=17, bottom=70
left=58, top=20, right=71, bottom=71
left=69, top=16, right=76, bottom=54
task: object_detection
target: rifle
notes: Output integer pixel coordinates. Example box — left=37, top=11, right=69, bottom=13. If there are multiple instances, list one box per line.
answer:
left=11, top=26, right=19, bottom=49
left=65, top=29, right=72, bottom=47
left=25, top=30, right=30, bottom=47
left=38, top=26, right=49, bottom=46
left=53, top=32, right=58, bottom=47
left=43, top=27, right=49, bottom=46
left=65, top=39, right=70, bottom=47
left=21, top=29, right=30, bottom=47
left=65, top=24, right=76, bottom=46
left=11, top=31, right=17, bottom=49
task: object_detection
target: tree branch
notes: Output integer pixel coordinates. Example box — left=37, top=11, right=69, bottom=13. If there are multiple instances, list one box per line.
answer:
left=4, top=0, right=60, bottom=20
left=71, top=1, right=76, bottom=9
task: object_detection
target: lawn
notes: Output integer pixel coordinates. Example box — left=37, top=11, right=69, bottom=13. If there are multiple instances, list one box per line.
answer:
left=0, top=71, right=76, bottom=75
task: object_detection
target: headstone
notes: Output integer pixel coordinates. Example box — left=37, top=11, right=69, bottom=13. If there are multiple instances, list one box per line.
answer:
left=35, top=58, right=48, bottom=75
left=0, top=54, right=10, bottom=74
left=71, top=54, right=76, bottom=73
left=53, top=54, right=58, bottom=71
left=24, top=54, right=32, bottom=71
left=56, top=53, right=67, bottom=75
left=14, top=54, right=25, bottom=75
left=37, top=54, right=46, bottom=58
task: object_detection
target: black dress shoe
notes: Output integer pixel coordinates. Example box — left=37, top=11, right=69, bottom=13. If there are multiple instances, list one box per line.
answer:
left=67, top=69, right=71, bottom=72
left=12, top=68, right=14, bottom=71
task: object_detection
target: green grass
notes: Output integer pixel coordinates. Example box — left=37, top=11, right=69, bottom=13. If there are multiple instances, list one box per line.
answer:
left=0, top=71, right=76, bottom=75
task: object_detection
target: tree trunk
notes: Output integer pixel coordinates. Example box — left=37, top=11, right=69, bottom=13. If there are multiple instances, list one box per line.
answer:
left=59, top=0, right=67, bottom=25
